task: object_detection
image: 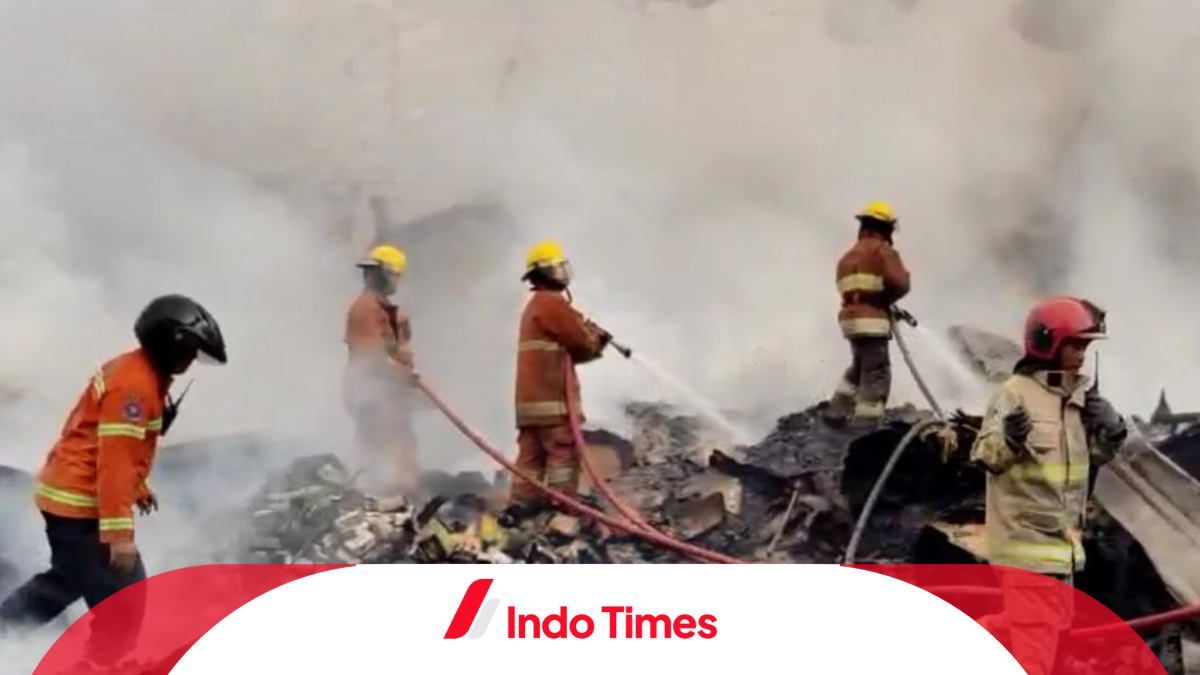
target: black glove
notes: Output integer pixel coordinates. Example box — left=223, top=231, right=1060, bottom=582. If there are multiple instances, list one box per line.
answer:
left=1084, top=390, right=1126, bottom=442
left=1003, top=406, right=1032, bottom=452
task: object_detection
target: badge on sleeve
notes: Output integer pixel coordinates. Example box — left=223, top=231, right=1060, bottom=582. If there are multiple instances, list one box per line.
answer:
left=122, top=397, right=145, bottom=423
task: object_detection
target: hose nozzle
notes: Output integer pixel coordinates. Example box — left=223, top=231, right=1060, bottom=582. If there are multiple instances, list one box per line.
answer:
left=891, top=306, right=918, bottom=328
left=610, top=339, right=633, bottom=359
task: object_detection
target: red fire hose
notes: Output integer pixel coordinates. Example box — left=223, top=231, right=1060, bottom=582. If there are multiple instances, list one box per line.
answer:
left=562, top=357, right=660, bottom=535
left=413, top=376, right=745, bottom=564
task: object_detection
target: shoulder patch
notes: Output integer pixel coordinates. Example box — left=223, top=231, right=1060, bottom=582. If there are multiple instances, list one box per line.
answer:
left=122, top=397, right=146, bottom=423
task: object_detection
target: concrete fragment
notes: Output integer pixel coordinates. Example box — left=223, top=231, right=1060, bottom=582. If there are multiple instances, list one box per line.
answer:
left=664, top=492, right=726, bottom=540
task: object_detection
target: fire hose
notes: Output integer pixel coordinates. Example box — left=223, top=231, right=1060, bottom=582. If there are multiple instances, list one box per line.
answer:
left=913, top=585, right=1200, bottom=640
left=413, top=374, right=745, bottom=564
left=845, top=312, right=1200, bottom=635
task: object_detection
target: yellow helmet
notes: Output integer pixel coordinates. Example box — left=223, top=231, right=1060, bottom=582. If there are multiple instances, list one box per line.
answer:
left=525, top=240, right=567, bottom=272
left=856, top=201, right=897, bottom=224
left=358, top=244, right=407, bottom=275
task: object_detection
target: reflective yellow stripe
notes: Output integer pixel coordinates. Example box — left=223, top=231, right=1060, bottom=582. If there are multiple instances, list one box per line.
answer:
left=1009, top=462, right=1089, bottom=485
left=989, top=539, right=1085, bottom=568
left=837, top=273, right=885, bottom=294
left=92, top=369, right=106, bottom=399
left=854, top=401, right=886, bottom=419
left=35, top=482, right=98, bottom=508
left=97, top=424, right=147, bottom=440
left=99, top=517, right=135, bottom=532
left=840, top=317, right=892, bottom=337
left=146, top=418, right=163, bottom=432
left=545, top=466, right=576, bottom=486
left=518, top=340, right=562, bottom=352
left=516, top=401, right=568, bottom=417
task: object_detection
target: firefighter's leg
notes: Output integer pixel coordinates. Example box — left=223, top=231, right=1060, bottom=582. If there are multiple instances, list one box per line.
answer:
left=394, top=415, right=420, bottom=493
left=78, top=533, right=147, bottom=667
left=510, top=428, right=547, bottom=504
left=853, top=337, right=891, bottom=424
left=543, top=424, right=581, bottom=496
left=1002, top=571, right=1073, bottom=675
left=825, top=340, right=861, bottom=424
left=0, top=513, right=84, bottom=631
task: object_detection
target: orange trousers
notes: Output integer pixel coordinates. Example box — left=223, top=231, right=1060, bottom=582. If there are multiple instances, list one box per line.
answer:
left=348, top=398, right=419, bottom=494
left=510, top=424, right=579, bottom=504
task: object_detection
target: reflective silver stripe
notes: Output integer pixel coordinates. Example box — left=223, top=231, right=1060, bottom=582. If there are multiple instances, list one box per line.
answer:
left=837, top=273, right=885, bottom=294
left=518, top=340, right=562, bottom=353
left=97, top=424, right=147, bottom=440
left=35, top=482, right=98, bottom=507
left=99, top=517, right=135, bottom=532
left=1009, top=462, right=1088, bottom=485
left=516, top=401, right=568, bottom=417
left=840, top=317, right=892, bottom=337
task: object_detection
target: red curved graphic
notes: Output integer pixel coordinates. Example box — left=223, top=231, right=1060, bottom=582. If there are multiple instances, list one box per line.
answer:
left=849, top=564, right=1169, bottom=675
left=444, top=578, right=494, bottom=639
left=32, top=564, right=350, bottom=674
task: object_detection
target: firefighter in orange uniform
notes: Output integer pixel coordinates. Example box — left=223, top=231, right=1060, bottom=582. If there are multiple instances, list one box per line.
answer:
left=0, top=295, right=226, bottom=666
left=511, top=241, right=611, bottom=505
left=343, top=244, right=420, bottom=494
left=825, top=201, right=911, bottom=429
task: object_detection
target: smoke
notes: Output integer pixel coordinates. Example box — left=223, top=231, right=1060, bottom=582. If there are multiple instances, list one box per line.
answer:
left=0, top=0, right=1199, bottom=665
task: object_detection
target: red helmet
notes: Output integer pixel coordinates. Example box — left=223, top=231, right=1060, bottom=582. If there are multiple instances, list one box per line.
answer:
left=1024, top=296, right=1107, bottom=360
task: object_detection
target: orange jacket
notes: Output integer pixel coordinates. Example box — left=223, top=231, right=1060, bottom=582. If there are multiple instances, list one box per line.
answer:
left=514, top=290, right=605, bottom=428
left=34, top=349, right=167, bottom=543
left=835, top=232, right=911, bottom=338
left=345, top=290, right=413, bottom=368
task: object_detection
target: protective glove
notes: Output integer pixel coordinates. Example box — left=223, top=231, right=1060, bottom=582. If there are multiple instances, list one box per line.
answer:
left=136, top=492, right=159, bottom=516
left=1003, top=405, right=1033, bottom=453
left=1084, top=390, right=1127, bottom=442
left=109, top=541, right=140, bottom=574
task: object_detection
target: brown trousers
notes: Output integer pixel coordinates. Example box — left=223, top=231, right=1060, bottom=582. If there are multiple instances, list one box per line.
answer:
left=510, top=424, right=580, bottom=504
left=829, top=336, right=892, bottom=421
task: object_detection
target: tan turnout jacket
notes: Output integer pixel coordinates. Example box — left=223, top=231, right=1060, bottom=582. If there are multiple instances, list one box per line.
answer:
left=971, top=370, right=1121, bottom=575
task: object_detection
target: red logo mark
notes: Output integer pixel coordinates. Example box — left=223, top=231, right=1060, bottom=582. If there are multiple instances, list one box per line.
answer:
left=444, top=579, right=495, bottom=639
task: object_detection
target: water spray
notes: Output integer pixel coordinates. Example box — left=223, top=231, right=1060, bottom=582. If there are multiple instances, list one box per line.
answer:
left=590, top=321, right=750, bottom=444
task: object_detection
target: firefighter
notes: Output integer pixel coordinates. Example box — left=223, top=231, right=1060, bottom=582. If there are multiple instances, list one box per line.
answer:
left=0, top=295, right=226, bottom=666
left=825, top=201, right=911, bottom=429
left=511, top=241, right=611, bottom=505
left=971, top=296, right=1127, bottom=675
left=343, top=244, right=419, bottom=495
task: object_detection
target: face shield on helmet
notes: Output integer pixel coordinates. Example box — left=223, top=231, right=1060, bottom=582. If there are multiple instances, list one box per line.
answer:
left=547, top=259, right=573, bottom=287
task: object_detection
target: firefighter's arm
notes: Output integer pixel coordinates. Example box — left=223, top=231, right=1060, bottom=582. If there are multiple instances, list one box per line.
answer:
left=970, top=388, right=1022, bottom=474
left=881, top=246, right=911, bottom=303
left=95, top=388, right=154, bottom=544
left=542, top=296, right=604, bottom=363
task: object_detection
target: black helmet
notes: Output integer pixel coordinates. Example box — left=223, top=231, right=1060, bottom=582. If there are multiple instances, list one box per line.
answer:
left=134, top=295, right=227, bottom=373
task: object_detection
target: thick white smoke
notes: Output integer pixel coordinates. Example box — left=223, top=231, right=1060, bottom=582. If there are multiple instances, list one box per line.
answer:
left=1, top=0, right=1200, bottom=668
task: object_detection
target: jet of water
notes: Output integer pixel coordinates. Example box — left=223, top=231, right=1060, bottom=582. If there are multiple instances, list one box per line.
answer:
left=626, top=352, right=754, bottom=444
left=904, top=323, right=993, bottom=410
